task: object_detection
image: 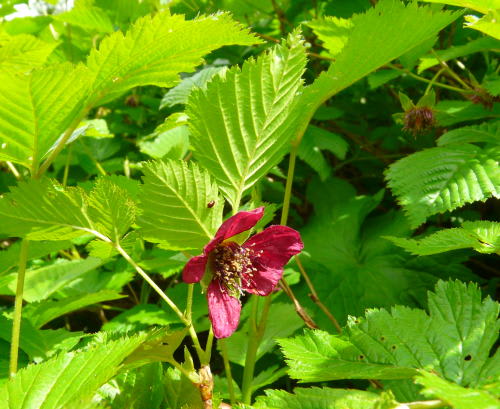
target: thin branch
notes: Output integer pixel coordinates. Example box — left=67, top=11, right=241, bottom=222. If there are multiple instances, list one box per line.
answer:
left=295, top=255, right=342, bottom=333
left=279, top=279, right=318, bottom=329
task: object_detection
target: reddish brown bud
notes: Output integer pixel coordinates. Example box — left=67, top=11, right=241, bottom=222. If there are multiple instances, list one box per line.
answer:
left=403, top=106, right=436, bottom=136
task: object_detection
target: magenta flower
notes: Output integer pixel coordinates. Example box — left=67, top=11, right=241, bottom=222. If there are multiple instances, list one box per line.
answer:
left=182, top=207, right=303, bottom=338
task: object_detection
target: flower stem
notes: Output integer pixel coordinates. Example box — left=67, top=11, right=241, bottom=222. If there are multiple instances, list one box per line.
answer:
left=219, top=338, right=236, bottom=404
left=114, top=243, right=206, bottom=363
left=203, top=326, right=214, bottom=365
left=9, top=239, right=29, bottom=377
left=280, top=144, right=298, bottom=226
left=387, top=63, right=471, bottom=94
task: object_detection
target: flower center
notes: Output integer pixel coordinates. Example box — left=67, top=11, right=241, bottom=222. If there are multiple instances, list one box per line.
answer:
left=212, top=242, right=253, bottom=297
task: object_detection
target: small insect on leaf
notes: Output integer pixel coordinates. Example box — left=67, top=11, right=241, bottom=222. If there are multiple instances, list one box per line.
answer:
left=207, top=200, right=215, bottom=208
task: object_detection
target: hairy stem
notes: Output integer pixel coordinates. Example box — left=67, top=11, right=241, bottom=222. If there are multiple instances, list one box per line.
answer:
left=9, top=239, right=29, bottom=377
left=241, top=296, right=260, bottom=404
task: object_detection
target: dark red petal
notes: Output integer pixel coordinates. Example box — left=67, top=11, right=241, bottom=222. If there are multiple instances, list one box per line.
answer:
left=205, top=207, right=264, bottom=253
left=182, top=254, right=207, bottom=283
left=242, top=225, right=303, bottom=295
left=207, top=280, right=242, bottom=338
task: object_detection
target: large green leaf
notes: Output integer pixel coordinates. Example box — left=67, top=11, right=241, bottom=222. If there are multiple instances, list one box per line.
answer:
left=419, top=0, right=499, bottom=14
left=0, top=64, right=91, bottom=169
left=279, top=281, right=499, bottom=386
left=416, top=370, right=500, bottom=409
left=85, top=11, right=259, bottom=105
left=187, top=31, right=307, bottom=208
left=137, top=160, right=224, bottom=251
left=386, top=221, right=500, bottom=255
left=0, top=332, right=150, bottom=409
left=254, top=387, right=394, bottom=409
left=297, top=0, right=461, bottom=124
left=297, top=177, right=474, bottom=330
left=386, top=144, right=500, bottom=227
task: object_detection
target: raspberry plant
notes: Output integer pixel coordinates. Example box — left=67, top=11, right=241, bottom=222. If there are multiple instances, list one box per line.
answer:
left=0, top=1, right=498, bottom=408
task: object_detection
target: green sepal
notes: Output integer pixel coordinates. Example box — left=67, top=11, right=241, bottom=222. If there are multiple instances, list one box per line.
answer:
left=398, top=91, right=414, bottom=111
left=417, top=89, right=436, bottom=107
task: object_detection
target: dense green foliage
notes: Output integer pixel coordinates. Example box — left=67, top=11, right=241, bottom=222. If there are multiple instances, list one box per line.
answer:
left=0, top=0, right=498, bottom=408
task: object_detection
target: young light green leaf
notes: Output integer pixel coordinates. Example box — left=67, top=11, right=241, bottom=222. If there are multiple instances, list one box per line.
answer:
left=0, top=332, right=150, bottom=409
left=385, top=221, right=500, bottom=255
left=437, top=120, right=500, bottom=146
left=0, top=177, right=136, bottom=242
left=0, top=64, right=91, bottom=169
left=280, top=280, right=499, bottom=386
left=386, top=144, right=500, bottom=228
left=138, top=125, right=189, bottom=160
left=88, top=177, right=136, bottom=242
left=137, top=160, right=224, bottom=250
left=254, top=387, right=394, bottom=409
left=86, top=11, right=259, bottom=105
left=187, top=30, right=307, bottom=208
left=23, top=290, right=125, bottom=329
left=416, top=370, right=500, bottom=409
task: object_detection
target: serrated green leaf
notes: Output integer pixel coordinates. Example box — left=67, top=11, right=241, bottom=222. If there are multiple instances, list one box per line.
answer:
left=419, top=0, right=500, bottom=14
left=0, top=332, right=150, bottom=409
left=280, top=280, right=499, bottom=387
left=0, top=34, right=58, bottom=74
left=0, top=177, right=136, bottom=242
left=88, top=177, right=136, bottom=242
left=85, top=11, right=259, bottom=105
left=23, top=290, right=125, bottom=329
left=107, top=363, right=164, bottom=409
left=437, top=120, right=500, bottom=146
left=300, top=0, right=461, bottom=117
left=307, top=16, right=353, bottom=57
left=164, top=367, right=202, bottom=409
left=416, top=370, right=500, bottom=409
left=386, top=144, right=500, bottom=227
left=386, top=220, right=500, bottom=255
left=137, top=160, right=224, bottom=250
left=254, top=387, right=394, bottom=409
left=187, top=31, right=307, bottom=208
left=0, top=64, right=91, bottom=169
left=465, top=10, right=500, bottom=39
